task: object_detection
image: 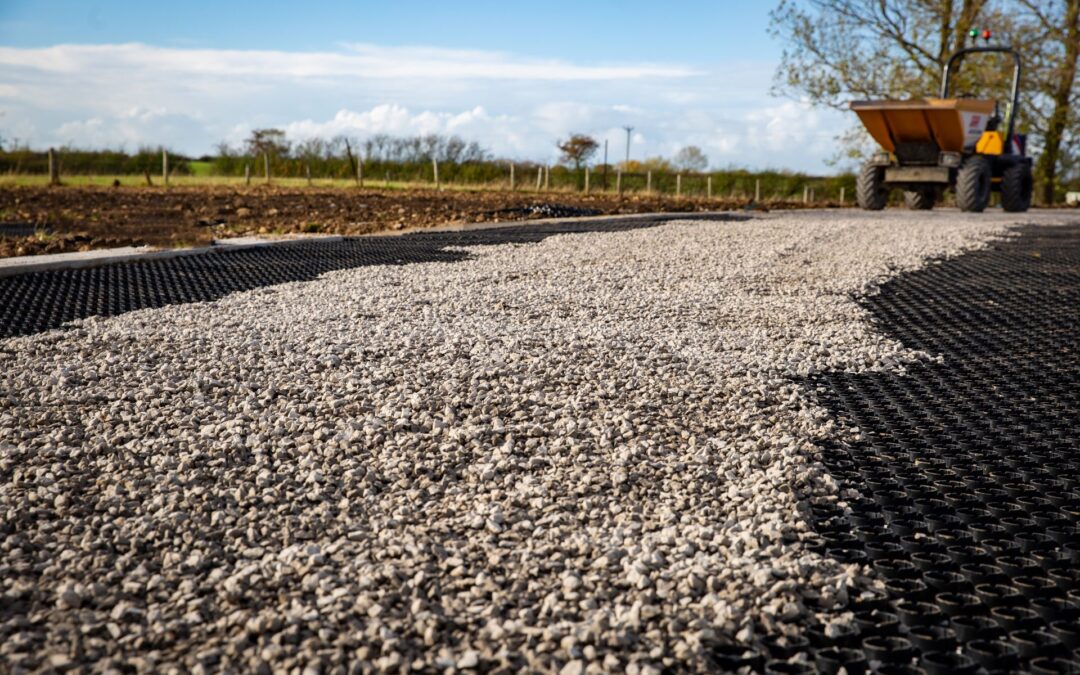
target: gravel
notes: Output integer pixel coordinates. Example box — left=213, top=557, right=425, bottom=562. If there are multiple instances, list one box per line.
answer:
left=490, top=204, right=603, bottom=219
left=1, top=209, right=1072, bottom=673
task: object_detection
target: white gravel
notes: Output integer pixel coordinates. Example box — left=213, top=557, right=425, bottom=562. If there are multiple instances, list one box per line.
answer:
left=0, top=210, right=1070, bottom=672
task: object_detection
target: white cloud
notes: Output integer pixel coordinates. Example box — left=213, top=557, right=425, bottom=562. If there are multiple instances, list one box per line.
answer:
left=284, top=105, right=508, bottom=141
left=0, top=42, right=849, bottom=171
left=0, top=42, right=696, bottom=81
left=746, top=100, right=821, bottom=152
left=51, top=109, right=211, bottom=150
left=533, top=102, right=603, bottom=137
left=55, top=117, right=104, bottom=140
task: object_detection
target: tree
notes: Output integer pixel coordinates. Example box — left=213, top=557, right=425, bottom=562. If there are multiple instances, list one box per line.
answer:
left=359, top=133, right=489, bottom=164
left=769, top=0, right=1080, bottom=199
left=621, top=157, right=674, bottom=173
left=556, top=134, right=599, bottom=172
left=769, top=1, right=1006, bottom=107
left=1018, top=0, right=1079, bottom=203
left=294, top=137, right=329, bottom=161
left=244, top=128, right=290, bottom=159
left=673, top=146, right=709, bottom=172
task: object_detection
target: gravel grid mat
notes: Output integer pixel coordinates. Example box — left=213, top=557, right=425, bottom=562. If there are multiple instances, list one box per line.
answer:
left=784, top=223, right=1080, bottom=674
left=4, top=214, right=1078, bottom=673
left=0, top=223, right=45, bottom=238
left=0, top=213, right=743, bottom=339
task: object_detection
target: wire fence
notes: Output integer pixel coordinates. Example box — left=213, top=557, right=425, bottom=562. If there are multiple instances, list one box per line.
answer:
left=1, top=148, right=860, bottom=203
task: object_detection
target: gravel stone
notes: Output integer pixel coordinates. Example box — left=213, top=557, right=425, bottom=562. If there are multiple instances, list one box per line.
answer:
left=2, top=210, right=1072, bottom=671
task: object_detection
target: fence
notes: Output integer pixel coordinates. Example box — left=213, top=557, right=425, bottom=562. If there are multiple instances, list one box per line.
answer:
left=0, top=148, right=192, bottom=178
left=2, top=148, right=859, bottom=203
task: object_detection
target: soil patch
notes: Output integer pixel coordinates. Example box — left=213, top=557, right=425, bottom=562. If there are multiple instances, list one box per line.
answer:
left=0, top=185, right=797, bottom=257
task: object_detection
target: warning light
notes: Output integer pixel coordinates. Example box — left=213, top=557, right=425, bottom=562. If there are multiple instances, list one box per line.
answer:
left=982, top=29, right=992, bottom=40
left=969, top=29, right=978, bottom=37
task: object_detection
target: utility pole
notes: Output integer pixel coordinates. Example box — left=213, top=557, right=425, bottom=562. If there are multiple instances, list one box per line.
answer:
left=622, top=126, right=634, bottom=167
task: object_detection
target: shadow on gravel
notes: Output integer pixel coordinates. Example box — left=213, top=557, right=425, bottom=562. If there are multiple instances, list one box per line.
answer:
left=0, top=213, right=744, bottom=339
left=772, top=224, right=1080, bottom=673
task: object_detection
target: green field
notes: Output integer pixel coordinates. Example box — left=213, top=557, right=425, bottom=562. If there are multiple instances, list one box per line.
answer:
left=187, top=160, right=214, bottom=177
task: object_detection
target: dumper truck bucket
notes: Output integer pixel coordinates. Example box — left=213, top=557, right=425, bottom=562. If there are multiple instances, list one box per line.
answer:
left=850, top=99, right=995, bottom=154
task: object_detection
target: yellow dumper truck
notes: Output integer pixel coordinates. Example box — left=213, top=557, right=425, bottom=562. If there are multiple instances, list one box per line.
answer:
left=851, top=32, right=1032, bottom=212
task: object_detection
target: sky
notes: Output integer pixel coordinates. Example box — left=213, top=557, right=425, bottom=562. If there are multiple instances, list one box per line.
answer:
left=0, top=0, right=849, bottom=172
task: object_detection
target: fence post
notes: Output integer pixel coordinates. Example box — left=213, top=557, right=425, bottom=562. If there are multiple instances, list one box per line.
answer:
left=755, top=179, right=761, bottom=202
left=433, top=158, right=440, bottom=190
left=48, top=148, right=60, bottom=186
left=616, top=170, right=623, bottom=196
left=245, top=163, right=251, bottom=186
left=810, top=187, right=815, bottom=203
left=646, top=170, right=652, bottom=193
left=510, top=163, right=515, bottom=191
left=162, top=149, right=169, bottom=186
left=676, top=174, right=682, bottom=198
left=263, top=153, right=270, bottom=185
left=840, top=186, right=845, bottom=204
left=803, top=185, right=809, bottom=203
left=602, top=139, right=609, bottom=190
left=707, top=176, right=712, bottom=199
left=536, top=166, right=542, bottom=190
left=544, top=165, right=550, bottom=190
left=305, top=163, right=312, bottom=187
left=584, top=166, right=590, bottom=193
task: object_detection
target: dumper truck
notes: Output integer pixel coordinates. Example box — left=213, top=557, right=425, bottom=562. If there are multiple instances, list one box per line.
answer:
left=851, top=30, right=1032, bottom=212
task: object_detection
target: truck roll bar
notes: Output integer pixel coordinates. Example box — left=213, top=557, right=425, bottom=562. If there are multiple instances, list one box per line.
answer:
left=940, top=46, right=1022, bottom=145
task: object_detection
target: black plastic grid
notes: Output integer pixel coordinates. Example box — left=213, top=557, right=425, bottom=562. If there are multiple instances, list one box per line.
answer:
left=772, top=224, right=1080, bottom=675
left=0, top=213, right=739, bottom=339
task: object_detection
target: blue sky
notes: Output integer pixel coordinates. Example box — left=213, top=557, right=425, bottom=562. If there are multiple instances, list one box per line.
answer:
left=0, top=1, right=781, bottom=61
left=0, top=1, right=847, bottom=171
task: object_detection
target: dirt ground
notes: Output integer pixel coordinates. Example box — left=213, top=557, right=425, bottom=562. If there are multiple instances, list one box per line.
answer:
left=0, top=185, right=809, bottom=258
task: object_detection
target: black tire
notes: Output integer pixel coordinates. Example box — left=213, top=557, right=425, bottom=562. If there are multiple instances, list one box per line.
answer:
left=857, top=162, right=888, bottom=210
left=1001, top=162, right=1033, bottom=213
left=903, top=188, right=936, bottom=210
left=956, top=155, right=992, bottom=212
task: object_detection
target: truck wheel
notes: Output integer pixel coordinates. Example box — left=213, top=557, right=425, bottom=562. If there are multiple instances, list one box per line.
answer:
left=903, top=188, right=936, bottom=210
left=1001, top=162, right=1033, bottom=212
left=956, top=155, right=992, bottom=212
left=857, top=163, right=888, bottom=210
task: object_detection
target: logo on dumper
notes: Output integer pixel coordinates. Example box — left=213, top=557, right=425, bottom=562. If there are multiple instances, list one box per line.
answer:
left=969, top=115, right=982, bottom=128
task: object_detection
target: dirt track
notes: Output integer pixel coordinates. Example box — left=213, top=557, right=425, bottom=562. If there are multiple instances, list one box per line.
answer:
left=0, top=185, right=793, bottom=258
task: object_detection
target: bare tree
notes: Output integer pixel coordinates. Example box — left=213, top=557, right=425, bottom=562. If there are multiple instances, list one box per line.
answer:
left=244, top=129, right=290, bottom=159
left=673, top=146, right=709, bottom=172
left=769, top=0, right=1002, bottom=107
left=359, top=134, right=490, bottom=164
left=295, top=137, right=328, bottom=162
left=215, top=141, right=238, bottom=158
